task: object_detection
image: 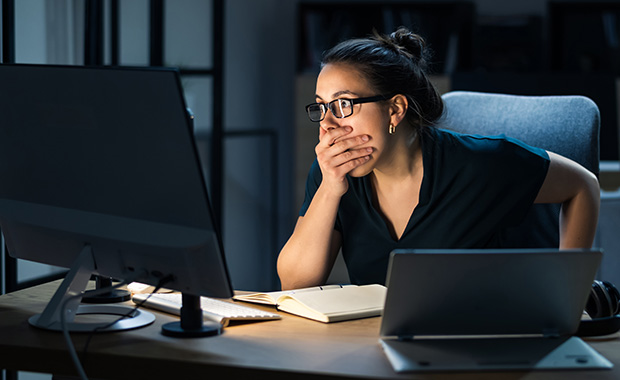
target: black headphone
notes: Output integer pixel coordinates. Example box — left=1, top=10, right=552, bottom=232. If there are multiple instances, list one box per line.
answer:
left=576, top=280, right=620, bottom=337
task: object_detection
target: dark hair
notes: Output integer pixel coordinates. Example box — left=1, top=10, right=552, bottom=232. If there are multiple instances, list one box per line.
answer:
left=321, top=28, right=444, bottom=133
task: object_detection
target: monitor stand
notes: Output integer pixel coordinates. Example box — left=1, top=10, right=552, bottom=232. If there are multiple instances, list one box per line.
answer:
left=161, top=293, right=223, bottom=337
left=28, top=245, right=155, bottom=332
left=81, top=276, right=131, bottom=304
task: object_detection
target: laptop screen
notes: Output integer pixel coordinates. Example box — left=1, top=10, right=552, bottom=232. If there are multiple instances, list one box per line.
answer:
left=380, top=249, right=601, bottom=338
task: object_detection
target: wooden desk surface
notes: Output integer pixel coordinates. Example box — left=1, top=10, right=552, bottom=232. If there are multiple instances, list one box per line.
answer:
left=1, top=281, right=619, bottom=380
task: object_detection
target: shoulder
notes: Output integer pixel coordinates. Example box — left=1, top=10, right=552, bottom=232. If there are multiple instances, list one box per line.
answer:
left=425, top=127, right=549, bottom=161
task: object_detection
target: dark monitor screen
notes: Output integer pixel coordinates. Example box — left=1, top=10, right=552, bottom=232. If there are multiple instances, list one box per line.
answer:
left=0, top=64, right=233, bottom=299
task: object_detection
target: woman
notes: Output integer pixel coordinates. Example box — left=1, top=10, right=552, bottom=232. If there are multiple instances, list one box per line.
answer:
left=277, top=28, right=600, bottom=290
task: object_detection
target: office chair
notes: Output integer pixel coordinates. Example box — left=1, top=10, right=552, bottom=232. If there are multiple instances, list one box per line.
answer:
left=438, top=90, right=600, bottom=249
left=438, top=91, right=620, bottom=337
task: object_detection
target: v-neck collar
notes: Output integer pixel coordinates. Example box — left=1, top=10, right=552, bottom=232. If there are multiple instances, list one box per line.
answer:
left=361, top=130, right=432, bottom=242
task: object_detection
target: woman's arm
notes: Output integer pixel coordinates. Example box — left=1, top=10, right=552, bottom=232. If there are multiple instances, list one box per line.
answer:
left=276, top=201, right=342, bottom=290
left=534, top=151, right=600, bottom=249
left=277, top=125, right=372, bottom=290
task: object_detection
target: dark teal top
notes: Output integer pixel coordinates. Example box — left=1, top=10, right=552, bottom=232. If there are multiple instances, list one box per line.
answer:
left=300, top=128, right=550, bottom=285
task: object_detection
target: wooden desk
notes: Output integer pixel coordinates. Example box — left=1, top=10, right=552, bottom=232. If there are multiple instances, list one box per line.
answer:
left=1, top=281, right=619, bottom=380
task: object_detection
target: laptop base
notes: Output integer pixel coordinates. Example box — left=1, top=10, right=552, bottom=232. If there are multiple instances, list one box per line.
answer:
left=381, top=336, right=613, bottom=372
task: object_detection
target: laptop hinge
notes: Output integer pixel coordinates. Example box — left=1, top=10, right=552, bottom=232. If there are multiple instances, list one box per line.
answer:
left=397, top=335, right=415, bottom=341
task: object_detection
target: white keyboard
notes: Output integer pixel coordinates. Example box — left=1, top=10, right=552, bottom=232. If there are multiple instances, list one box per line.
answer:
left=132, top=292, right=281, bottom=327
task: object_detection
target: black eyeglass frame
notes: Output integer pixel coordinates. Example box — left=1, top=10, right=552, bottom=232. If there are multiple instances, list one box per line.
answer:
left=305, top=95, right=388, bottom=122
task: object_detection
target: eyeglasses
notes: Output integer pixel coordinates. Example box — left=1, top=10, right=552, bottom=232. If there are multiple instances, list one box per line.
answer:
left=305, top=95, right=386, bottom=122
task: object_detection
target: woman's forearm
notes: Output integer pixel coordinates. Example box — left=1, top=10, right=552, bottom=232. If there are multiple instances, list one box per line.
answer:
left=277, top=185, right=343, bottom=290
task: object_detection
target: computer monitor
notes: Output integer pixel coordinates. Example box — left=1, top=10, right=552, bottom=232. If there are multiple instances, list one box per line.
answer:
left=0, top=64, right=233, bottom=337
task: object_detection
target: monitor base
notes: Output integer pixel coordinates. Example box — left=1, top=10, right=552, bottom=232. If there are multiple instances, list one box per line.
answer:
left=161, top=320, right=222, bottom=337
left=160, top=293, right=222, bottom=338
left=29, top=304, right=155, bottom=332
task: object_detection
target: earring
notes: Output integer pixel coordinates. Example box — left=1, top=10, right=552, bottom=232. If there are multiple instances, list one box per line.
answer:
left=389, top=124, right=396, bottom=134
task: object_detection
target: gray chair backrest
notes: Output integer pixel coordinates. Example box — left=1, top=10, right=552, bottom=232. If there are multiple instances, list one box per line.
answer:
left=437, top=90, right=600, bottom=248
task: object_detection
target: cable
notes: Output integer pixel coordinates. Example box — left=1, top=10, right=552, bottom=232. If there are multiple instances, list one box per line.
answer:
left=60, top=279, right=131, bottom=380
left=60, top=276, right=174, bottom=380
left=81, top=278, right=170, bottom=356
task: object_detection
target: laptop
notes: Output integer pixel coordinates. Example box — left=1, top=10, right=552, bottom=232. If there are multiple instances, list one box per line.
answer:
left=380, top=249, right=613, bottom=372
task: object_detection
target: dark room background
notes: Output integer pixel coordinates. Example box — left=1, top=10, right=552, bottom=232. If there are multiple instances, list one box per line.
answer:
left=0, top=0, right=618, bottom=298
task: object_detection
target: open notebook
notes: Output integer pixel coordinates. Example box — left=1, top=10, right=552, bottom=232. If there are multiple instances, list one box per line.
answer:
left=380, top=249, right=613, bottom=372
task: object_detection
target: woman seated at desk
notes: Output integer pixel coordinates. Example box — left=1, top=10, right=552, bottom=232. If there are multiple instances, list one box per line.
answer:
left=277, top=28, right=600, bottom=290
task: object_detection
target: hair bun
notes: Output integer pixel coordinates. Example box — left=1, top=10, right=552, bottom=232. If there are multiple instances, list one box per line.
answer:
left=388, top=27, right=428, bottom=68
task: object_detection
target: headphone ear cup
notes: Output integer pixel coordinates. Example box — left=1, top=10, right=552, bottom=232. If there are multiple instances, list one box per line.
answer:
left=586, top=280, right=611, bottom=318
left=601, top=280, right=620, bottom=315
left=578, top=280, right=620, bottom=337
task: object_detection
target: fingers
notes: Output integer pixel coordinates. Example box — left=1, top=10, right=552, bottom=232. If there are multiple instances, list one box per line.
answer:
left=320, top=126, right=369, bottom=150
left=329, top=146, right=373, bottom=168
left=319, top=125, right=352, bottom=147
left=316, top=126, right=373, bottom=177
left=318, top=148, right=372, bottom=193
left=334, top=148, right=373, bottom=173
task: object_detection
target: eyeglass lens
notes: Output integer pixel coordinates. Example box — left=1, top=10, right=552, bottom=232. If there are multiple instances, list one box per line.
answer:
left=307, top=99, right=354, bottom=122
left=330, top=99, right=353, bottom=118
left=307, top=104, right=325, bottom=122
